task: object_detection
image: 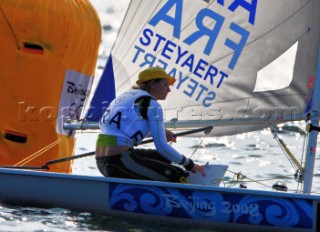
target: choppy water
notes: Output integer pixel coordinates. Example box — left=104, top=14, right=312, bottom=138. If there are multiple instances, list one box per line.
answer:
left=1, top=1, right=320, bottom=231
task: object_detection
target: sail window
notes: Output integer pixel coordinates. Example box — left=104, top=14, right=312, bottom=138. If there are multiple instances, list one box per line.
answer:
left=22, top=42, right=44, bottom=55
left=254, top=42, right=298, bottom=92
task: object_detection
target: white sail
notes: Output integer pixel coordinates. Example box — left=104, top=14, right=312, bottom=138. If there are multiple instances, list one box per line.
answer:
left=109, top=0, right=320, bottom=136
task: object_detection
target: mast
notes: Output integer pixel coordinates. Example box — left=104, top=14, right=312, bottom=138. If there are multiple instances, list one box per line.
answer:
left=303, top=44, right=320, bottom=194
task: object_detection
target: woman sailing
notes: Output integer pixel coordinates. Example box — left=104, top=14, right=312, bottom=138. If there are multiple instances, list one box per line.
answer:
left=96, top=67, right=205, bottom=182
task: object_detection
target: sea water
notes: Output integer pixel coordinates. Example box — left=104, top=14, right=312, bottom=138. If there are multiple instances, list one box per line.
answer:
left=1, top=1, right=320, bottom=231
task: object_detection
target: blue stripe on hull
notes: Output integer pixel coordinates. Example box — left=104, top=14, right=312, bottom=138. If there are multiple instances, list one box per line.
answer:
left=109, top=182, right=313, bottom=229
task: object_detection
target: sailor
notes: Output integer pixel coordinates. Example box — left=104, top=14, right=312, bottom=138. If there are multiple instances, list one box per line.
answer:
left=95, top=67, right=206, bottom=182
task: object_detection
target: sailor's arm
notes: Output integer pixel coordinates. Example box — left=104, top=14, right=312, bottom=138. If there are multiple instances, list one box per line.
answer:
left=147, top=100, right=205, bottom=176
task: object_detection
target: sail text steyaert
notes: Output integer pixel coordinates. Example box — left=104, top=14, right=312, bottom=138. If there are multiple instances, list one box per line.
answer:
left=132, top=0, right=256, bottom=107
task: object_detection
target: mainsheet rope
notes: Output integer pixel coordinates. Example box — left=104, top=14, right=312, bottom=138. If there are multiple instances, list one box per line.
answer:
left=188, top=127, right=212, bottom=159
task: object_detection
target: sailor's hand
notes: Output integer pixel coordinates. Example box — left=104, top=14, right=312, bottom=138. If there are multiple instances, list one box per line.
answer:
left=191, top=164, right=206, bottom=176
left=165, top=129, right=177, bottom=143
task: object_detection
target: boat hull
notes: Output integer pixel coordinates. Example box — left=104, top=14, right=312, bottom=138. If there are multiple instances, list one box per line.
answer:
left=0, top=168, right=319, bottom=232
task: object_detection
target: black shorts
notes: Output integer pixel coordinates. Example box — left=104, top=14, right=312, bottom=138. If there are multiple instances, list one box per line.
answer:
left=96, top=148, right=188, bottom=183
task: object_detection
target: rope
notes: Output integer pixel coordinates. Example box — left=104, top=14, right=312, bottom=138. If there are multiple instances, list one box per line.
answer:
left=271, top=128, right=303, bottom=171
left=188, top=127, right=212, bottom=159
left=225, top=169, right=299, bottom=192
left=0, top=7, right=20, bottom=49
left=14, top=137, right=65, bottom=166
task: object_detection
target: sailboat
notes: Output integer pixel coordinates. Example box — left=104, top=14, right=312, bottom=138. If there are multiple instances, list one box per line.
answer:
left=1, top=0, right=320, bottom=231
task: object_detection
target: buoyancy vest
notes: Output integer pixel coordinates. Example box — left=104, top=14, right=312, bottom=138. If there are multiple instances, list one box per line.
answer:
left=99, top=89, right=155, bottom=146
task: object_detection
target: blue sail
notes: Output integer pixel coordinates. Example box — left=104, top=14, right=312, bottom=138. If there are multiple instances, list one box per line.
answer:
left=85, top=56, right=116, bottom=122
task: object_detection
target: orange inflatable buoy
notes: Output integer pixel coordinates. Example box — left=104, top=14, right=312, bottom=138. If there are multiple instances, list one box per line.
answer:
left=0, top=0, right=101, bottom=173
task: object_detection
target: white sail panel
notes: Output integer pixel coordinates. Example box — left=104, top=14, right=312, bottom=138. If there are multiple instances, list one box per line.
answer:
left=254, top=42, right=298, bottom=92
left=110, top=0, right=320, bottom=136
